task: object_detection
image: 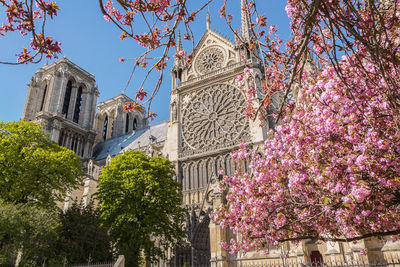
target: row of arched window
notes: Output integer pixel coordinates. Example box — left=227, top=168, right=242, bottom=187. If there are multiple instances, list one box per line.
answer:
left=181, top=154, right=246, bottom=191
left=125, top=113, right=138, bottom=133
left=101, top=113, right=138, bottom=141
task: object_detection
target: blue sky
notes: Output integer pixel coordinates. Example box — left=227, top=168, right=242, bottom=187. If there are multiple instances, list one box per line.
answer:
left=0, top=0, right=290, bottom=123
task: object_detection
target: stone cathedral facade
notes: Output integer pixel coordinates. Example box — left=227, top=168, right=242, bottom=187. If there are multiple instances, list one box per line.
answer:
left=22, top=1, right=400, bottom=266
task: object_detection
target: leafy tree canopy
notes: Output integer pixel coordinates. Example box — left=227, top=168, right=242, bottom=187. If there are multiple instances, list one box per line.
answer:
left=0, top=201, right=60, bottom=266
left=96, top=150, right=185, bottom=266
left=0, top=121, right=83, bottom=208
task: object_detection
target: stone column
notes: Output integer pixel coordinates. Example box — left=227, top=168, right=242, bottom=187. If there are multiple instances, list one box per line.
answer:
left=50, top=120, right=62, bottom=143
left=55, top=74, right=68, bottom=115
left=43, top=76, right=55, bottom=113
left=209, top=178, right=229, bottom=267
left=90, top=88, right=99, bottom=129
left=65, top=132, right=72, bottom=149
left=81, top=91, right=91, bottom=128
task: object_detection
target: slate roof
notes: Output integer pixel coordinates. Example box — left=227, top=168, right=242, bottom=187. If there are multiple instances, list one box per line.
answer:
left=92, top=120, right=168, bottom=161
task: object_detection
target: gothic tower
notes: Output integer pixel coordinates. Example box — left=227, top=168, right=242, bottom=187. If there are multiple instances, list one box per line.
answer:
left=22, top=57, right=98, bottom=160
left=164, top=9, right=268, bottom=265
left=93, top=94, right=147, bottom=145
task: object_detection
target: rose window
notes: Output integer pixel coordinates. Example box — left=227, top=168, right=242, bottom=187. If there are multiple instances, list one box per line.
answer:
left=182, top=84, right=247, bottom=150
left=196, top=47, right=224, bottom=74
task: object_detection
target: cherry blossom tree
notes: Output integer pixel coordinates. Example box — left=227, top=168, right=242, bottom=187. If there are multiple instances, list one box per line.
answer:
left=211, top=0, right=400, bottom=254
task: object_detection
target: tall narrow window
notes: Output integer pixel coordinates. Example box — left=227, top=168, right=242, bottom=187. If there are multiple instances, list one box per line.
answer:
left=125, top=113, right=129, bottom=133
left=62, top=81, right=72, bottom=115
left=40, top=84, right=47, bottom=111
left=58, top=130, right=64, bottom=146
left=73, top=87, right=83, bottom=123
left=133, top=118, right=137, bottom=130
left=103, top=116, right=108, bottom=140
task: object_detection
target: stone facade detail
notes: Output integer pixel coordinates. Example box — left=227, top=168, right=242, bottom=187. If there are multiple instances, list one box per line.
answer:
left=181, top=83, right=249, bottom=154
left=195, top=46, right=225, bottom=74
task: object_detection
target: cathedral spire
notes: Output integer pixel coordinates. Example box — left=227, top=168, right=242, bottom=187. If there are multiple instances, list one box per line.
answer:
left=174, top=30, right=184, bottom=68
left=206, top=12, right=211, bottom=30
left=241, top=0, right=252, bottom=40
left=176, top=30, right=183, bottom=53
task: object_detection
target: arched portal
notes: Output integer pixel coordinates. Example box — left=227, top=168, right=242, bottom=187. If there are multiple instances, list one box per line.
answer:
left=171, top=216, right=211, bottom=267
left=192, top=216, right=211, bottom=266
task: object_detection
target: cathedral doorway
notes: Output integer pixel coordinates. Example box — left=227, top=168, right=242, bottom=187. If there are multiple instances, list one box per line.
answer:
left=171, top=216, right=211, bottom=267
left=192, top=216, right=211, bottom=267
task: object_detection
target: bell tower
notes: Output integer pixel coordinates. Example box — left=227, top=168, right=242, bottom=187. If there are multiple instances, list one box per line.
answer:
left=22, top=57, right=98, bottom=159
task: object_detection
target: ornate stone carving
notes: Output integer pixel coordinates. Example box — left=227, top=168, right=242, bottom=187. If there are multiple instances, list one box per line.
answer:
left=181, top=84, right=248, bottom=153
left=195, top=46, right=224, bottom=74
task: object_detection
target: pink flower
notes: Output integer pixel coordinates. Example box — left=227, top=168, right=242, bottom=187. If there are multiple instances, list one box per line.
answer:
left=136, top=88, right=147, bottom=101
left=351, top=186, right=371, bottom=203
left=178, top=50, right=185, bottom=57
left=235, top=74, right=244, bottom=83
left=360, top=249, right=367, bottom=256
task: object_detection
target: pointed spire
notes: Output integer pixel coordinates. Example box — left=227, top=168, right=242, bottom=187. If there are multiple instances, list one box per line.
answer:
left=176, top=30, right=183, bottom=52
left=241, top=0, right=252, bottom=40
left=206, top=12, right=211, bottom=30
left=174, top=30, right=184, bottom=68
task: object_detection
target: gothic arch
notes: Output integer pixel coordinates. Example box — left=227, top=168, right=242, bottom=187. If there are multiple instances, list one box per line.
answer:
left=216, top=155, right=225, bottom=173
left=224, top=153, right=234, bottom=176
left=171, top=101, right=178, bottom=122
left=102, top=115, right=109, bottom=140
left=73, top=84, right=84, bottom=123
left=62, top=80, right=73, bottom=115
left=181, top=163, right=189, bottom=191
left=39, top=79, right=50, bottom=112
left=198, top=160, right=207, bottom=188
left=132, top=116, right=138, bottom=130
left=192, top=216, right=211, bottom=266
left=206, top=158, right=215, bottom=180
left=188, top=162, right=195, bottom=190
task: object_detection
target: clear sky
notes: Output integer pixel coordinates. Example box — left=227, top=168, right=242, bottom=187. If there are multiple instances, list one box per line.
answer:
left=0, top=0, right=290, bottom=124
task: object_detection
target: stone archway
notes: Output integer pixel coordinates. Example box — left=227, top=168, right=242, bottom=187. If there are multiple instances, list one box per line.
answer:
left=192, top=216, right=211, bottom=267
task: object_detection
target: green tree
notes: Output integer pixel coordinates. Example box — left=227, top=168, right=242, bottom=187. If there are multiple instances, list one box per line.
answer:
left=53, top=200, right=114, bottom=265
left=96, top=150, right=185, bottom=267
left=0, top=201, right=60, bottom=266
left=0, top=121, right=83, bottom=208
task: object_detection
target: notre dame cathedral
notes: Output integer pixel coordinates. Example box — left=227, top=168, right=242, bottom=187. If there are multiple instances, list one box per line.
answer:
left=21, top=0, right=400, bottom=265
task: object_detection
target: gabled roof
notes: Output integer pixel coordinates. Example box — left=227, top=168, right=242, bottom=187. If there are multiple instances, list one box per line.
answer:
left=92, top=120, right=168, bottom=161
left=191, top=29, right=235, bottom=60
